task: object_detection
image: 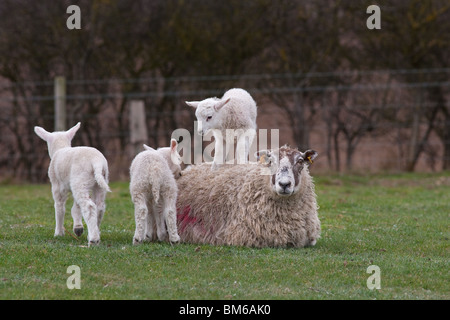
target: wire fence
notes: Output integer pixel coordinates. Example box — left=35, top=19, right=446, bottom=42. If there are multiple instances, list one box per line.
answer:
left=0, top=68, right=449, bottom=182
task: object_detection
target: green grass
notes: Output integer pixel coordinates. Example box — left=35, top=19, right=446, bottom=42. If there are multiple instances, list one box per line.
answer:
left=0, top=172, right=449, bottom=299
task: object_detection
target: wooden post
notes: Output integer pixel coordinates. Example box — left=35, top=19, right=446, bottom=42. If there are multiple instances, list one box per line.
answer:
left=129, top=100, right=148, bottom=156
left=54, top=76, right=66, bottom=131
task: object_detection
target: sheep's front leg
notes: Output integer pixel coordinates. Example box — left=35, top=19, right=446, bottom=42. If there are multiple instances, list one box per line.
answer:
left=71, top=202, right=84, bottom=237
left=52, top=185, right=68, bottom=237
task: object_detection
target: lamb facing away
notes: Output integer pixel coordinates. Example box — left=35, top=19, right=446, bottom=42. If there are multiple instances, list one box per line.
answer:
left=186, top=88, right=257, bottom=170
left=176, top=146, right=320, bottom=248
left=130, top=139, right=182, bottom=245
left=34, top=122, right=111, bottom=246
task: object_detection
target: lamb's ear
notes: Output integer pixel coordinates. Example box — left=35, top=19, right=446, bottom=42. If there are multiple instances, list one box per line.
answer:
left=214, top=98, right=230, bottom=112
left=302, top=149, right=318, bottom=165
left=255, top=149, right=272, bottom=164
left=170, top=138, right=178, bottom=151
left=34, top=126, right=52, bottom=142
left=185, top=101, right=200, bottom=108
left=170, top=139, right=182, bottom=165
left=143, top=144, right=155, bottom=151
left=66, top=122, right=81, bottom=141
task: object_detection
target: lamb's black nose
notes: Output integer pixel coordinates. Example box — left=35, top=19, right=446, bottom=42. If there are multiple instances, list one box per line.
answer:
left=278, top=181, right=291, bottom=190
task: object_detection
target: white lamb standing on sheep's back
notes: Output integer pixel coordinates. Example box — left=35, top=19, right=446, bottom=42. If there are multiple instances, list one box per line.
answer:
left=34, top=122, right=110, bottom=246
left=186, top=88, right=257, bottom=170
left=176, top=145, right=320, bottom=248
left=130, top=139, right=182, bottom=245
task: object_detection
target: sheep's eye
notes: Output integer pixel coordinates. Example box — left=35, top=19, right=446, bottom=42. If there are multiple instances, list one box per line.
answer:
left=206, top=116, right=212, bottom=122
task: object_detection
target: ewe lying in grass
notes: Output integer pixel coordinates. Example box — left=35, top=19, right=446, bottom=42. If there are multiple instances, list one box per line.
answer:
left=176, top=145, right=320, bottom=248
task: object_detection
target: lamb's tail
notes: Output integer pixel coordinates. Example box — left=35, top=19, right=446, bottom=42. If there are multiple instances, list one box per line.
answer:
left=93, top=162, right=111, bottom=192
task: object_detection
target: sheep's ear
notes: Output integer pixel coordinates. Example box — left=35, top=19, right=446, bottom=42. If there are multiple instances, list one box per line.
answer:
left=170, top=139, right=182, bottom=165
left=255, top=149, right=272, bottom=164
left=170, top=139, right=178, bottom=152
left=143, top=144, right=155, bottom=151
left=66, top=122, right=81, bottom=141
left=185, top=101, right=200, bottom=108
left=301, top=149, right=318, bottom=165
left=34, top=126, right=52, bottom=142
left=214, top=98, right=230, bottom=112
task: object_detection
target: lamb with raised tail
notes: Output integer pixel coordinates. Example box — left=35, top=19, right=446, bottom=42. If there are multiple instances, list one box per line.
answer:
left=34, top=122, right=111, bottom=246
left=130, top=139, right=182, bottom=245
left=186, top=88, right=257, bottom=170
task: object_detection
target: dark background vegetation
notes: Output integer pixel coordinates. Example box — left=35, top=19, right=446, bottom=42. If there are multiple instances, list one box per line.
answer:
left=0, top=0, right=449, bottom=182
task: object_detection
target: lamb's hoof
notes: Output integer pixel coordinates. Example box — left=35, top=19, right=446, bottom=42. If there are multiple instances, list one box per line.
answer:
left=88, top=239, right=100, bottom=247
left=169, top=235, right=181, bottom=244
left=74, top=227, right=84, bottom=237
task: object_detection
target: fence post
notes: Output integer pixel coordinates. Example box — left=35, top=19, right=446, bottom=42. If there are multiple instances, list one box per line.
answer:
left=54, top=76, right=66, bottom=131
left=129, top=100, right=148, bottom=156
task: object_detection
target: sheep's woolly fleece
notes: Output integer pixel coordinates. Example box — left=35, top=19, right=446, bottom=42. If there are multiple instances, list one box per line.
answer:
left=176, top=155, right=320, bottom=248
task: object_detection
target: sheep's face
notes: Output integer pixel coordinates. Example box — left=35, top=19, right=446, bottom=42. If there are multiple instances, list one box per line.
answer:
left=186, top=97, right=230, bottom=135
left=257, top=147, right=318, bottom=197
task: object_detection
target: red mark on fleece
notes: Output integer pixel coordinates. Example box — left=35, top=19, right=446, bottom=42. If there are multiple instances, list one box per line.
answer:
left=177, top=206, right=197, bottom=233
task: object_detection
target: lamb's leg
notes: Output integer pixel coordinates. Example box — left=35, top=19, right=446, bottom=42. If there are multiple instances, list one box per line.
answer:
left=93, top=186, right=107, bottom=228
left=73, top=189, right=100, bottom=246
left=51, top=184, right=68, bottom=237
left=132, top=194, right=147, bottom=245
left=225, top=130, right=235, bottom=164
left=145, top=201, right=156, bottom=241
left=245, top=129, right=256, bottom=164
left=154, top=202, right=168, bottom=241
left=162, top=194, right=180, bottom=243
left=236, top=129, right=255, bottom=164
left=71, top=202, right=84, bottom=237
left=211, top=130, right=224, bottom=171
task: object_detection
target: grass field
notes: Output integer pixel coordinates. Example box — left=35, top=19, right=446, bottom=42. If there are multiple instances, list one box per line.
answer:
left=0, top=172, right=449, bottom=300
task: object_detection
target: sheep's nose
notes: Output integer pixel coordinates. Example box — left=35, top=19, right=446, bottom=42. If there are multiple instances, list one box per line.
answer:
left=278, top=181, right=291, bottom=190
